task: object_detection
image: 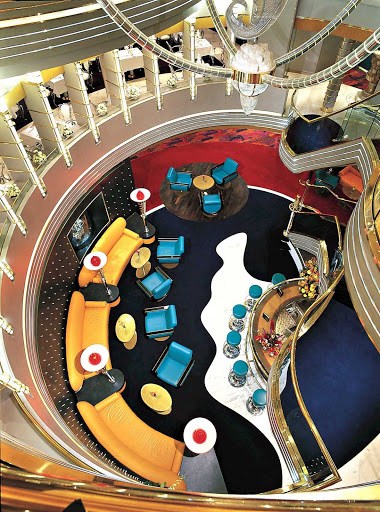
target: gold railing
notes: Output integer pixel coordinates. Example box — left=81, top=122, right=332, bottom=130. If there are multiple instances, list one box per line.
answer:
left=289, top=89, right=380, bottom=125
left=263, top=213, right=345, bottom=491
left=2, top=463, right=380, bottom=512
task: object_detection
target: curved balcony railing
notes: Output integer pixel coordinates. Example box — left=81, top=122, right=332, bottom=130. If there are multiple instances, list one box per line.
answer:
left=266, top=264, right=344, bottom=491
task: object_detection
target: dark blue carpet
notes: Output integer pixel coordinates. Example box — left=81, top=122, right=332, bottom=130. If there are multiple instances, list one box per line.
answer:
left=109, top=189, right=295, bottom=494
left=281, top=298, right=380, bottom=474
left=108, top=188, right=377, bottom=492
left=286, top=115, right=343, bottom=155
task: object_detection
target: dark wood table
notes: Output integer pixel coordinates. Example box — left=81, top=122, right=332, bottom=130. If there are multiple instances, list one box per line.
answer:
left=159, top=162, right=249, bottom=222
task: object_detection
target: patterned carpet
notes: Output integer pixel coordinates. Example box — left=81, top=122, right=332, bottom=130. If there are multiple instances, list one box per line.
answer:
left=132, top=127, right=280, bottom=159
left=342, top=67, right=368, bottom=90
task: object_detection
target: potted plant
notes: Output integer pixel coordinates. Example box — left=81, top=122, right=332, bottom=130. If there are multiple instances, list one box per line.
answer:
left=167, top=76, right=177, bottom=88
left=61, top=125, right=74, bottom=140
left=31, top=149, right=47, bottom=167
left=125, top=84, right=141, bottom=100
left=6, top=182, right=21, bottom=199
left=298, top=257, right=319, bottom=299
left=96, top=102, right=108, bottom=116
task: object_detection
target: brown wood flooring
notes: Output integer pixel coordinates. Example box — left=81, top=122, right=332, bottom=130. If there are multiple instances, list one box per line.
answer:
left=159, top=162, right=249, bottom=222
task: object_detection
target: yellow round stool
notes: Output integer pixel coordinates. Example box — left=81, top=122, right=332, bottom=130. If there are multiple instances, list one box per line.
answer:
left=115, top=314, right=137, bottom=350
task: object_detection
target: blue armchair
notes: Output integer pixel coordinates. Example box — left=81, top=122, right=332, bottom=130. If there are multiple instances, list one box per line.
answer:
left=144, top=305, right=177, bottom=340
left=157, top=236, right=185, bottom=268
left=152, top=341, right=194, bottom=387
left=167, top=167, right=192, bottom=192
left=211, top=158, right=238, bottom=187
left=200, top=191, right=223, bottom=216
left=137, top=266, right=173, bottom=301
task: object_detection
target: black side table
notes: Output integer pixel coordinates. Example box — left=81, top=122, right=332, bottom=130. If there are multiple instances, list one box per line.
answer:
left=76, top=369, right=125, bottom=406
left=79, top=282, right=119, bottom=304
left=126, top=211, right=156, bottom=242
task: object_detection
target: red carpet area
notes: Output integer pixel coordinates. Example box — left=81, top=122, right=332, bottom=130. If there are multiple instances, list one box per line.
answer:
left=131, top=128, right=352, bottom=224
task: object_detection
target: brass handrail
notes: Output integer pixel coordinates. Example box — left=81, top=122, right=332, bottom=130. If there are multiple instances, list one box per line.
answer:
left=2, top=463, right=380, bottom=512
left=289, top=89, right=380, bottom=125
left=262, top=206, right=344, bottom=490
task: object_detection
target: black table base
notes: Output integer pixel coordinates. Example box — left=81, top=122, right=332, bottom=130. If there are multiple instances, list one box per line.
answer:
left=80, top=283, right=119, bottom=303
left=126, top=211, right=156, bottom=240
left=76, top=369, right=125, bottom=406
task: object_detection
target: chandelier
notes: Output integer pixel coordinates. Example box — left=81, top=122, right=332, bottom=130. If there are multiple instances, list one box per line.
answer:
left=230, top=43, right=275, bottom=114
left=95, top=0, right=380, bottom=115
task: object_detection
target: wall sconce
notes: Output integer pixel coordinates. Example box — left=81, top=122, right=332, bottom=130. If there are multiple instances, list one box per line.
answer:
left=0, top=315, right=13, bottom=335
left=0, top=260, right=15, bottom=281
left=0, top=371, right=31, bottom=395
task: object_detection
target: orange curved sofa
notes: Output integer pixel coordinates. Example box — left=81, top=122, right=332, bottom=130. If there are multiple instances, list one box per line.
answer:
left=78, top=217, right=143, bottom=288
left=66, top=294, right=186, bottom=488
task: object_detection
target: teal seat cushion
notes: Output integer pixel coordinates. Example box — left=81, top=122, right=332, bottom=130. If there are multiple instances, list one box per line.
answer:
left=227, top=331, right=241, bottom=346
left=145, top=310, right=168, bottom=334
left=233, top=360, right=248, bottom=376
left=203, top=194, right=222, bottom=214
left=142, top=272, right=163, bottom=290
left=233, top=304, right=246, bottom=319
left=157, top=358, right=186, bottom=387
left=253, top=389, right=267, bottom=406
left=272, top=273, right=286, bottom=285
left=249, top=285, right=262, bottom=299
left=157, top=242, right=177, bottom=257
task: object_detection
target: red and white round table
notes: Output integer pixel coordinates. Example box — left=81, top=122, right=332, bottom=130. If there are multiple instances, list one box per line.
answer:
left=80, top=344, right=115, bottom=383
left=183, top=417, right=217, bottom=454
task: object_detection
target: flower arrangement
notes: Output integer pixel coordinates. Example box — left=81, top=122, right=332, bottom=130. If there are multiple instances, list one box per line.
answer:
left=31, top=150, right=47, bottom=167
left=254, top=320, right=283, bottom=357
left=6, top=183, right=21, bottom=199
left=125, top=84, right=141, bottom=100
left=298, top=257, right=319, bottom=299
left=167, top=76, right=177, bottom=88
left=60, top=125, right=74, bottom=139
left=96, top=102, right=108, bottom=116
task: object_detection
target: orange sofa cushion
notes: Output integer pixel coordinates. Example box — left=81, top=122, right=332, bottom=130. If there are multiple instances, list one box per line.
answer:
left=77, top=394, right=186, bottom=490
left=339, top=165, right=364, bottom=194
left=66, top=291, right=112, bottom=392
left=78, top=218, right=143, bottom=288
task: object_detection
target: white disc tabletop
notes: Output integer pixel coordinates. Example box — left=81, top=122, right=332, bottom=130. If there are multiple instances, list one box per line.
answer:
left=83, top=251, right=107, bottom=271
left=80, top=344, right=110, bottom=372
left=130, top=188, right=151, bottom=203
left=183, top=417, right=217, bottom=454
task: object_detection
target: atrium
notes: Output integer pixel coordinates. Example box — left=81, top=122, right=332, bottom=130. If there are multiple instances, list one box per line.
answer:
left=0, top=0, right=379, bottom=511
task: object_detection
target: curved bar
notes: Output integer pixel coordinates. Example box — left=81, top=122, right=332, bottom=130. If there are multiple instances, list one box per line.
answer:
left=265, top=27, right=380, bottom=89
left=206, top=0, right=237, bottom=56
left=95, top=0, right=232, bottom=78
left=275, top=0, right=364, bottom=67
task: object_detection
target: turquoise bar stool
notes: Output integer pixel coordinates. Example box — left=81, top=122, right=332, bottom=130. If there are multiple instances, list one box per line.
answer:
left=228, top=360, right=249, bottom=387
left=223, top=330, right=241, bottom=359
left=244, top=284, right=263, bottom=312
left=271, top=273, right=286, bottom=286
left=228, top=304, right=247, bottom=332
left=246, top=389, right=267, bottom=415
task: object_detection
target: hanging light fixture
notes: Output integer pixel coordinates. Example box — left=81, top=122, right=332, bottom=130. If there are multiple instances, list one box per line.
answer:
left=230, top=42, right=276, bottom=114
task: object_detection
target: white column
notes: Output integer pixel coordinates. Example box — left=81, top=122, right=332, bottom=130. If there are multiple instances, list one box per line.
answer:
left=100, top=49, right=131, bottom=125
left=0, top=107, right=47, bottom=198
left=183, top=17, right=197, bottom=101
left=63, top=62, right=100, bottom=143
left=22, top=81, right=72, bottom=167
left=142, top=36, right=163, bottom=110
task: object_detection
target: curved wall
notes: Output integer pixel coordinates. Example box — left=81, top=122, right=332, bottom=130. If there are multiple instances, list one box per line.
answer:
left=0, top=0, right=200, bottom=79
left=0, top=82, right=288, bottom=478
